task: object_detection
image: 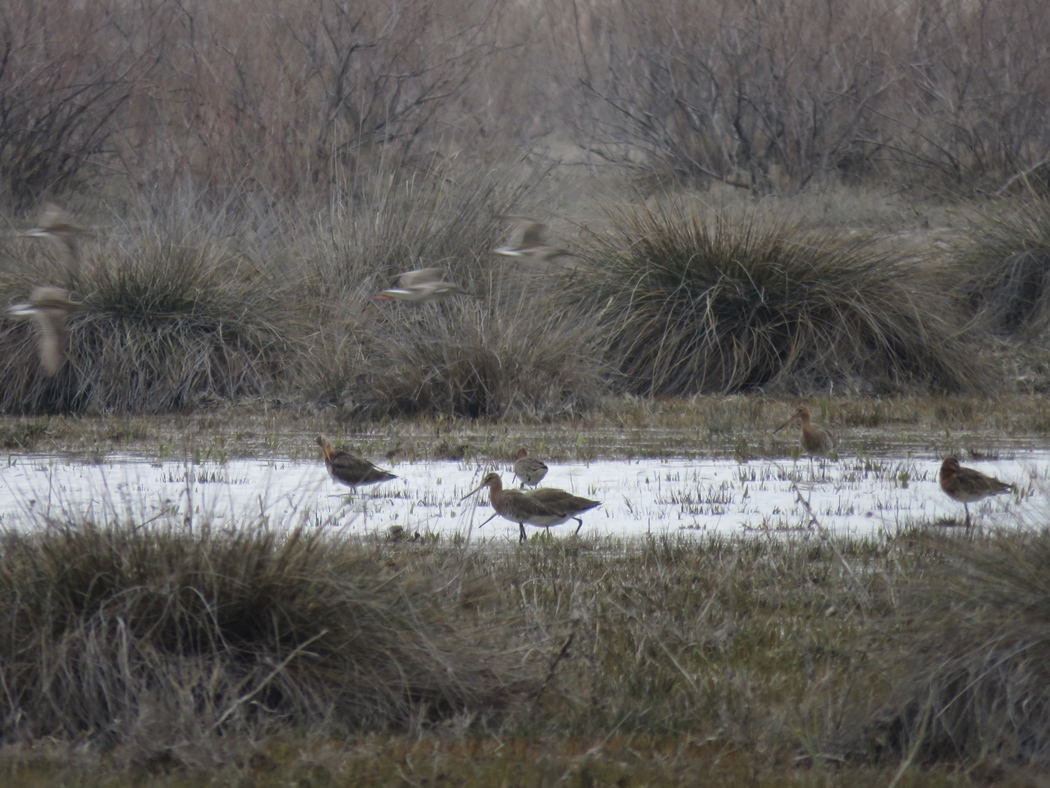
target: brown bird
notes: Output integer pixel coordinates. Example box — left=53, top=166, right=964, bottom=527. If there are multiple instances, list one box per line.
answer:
left=939, top=457, right=1014, bottom=531
left=316, top=436, right=398, bottom=488
left=18, top=203, right=89, bottom=278
left=513, top=447, right=548, bottom=489
left=460, top=472, right=600, bottom=542
left=7, top=286, right=80, bottom=376
left=376, top=267, right=469, bottom=303
left=772, top=406, right=837, bottom=457
left=493, top=216, right=573, bottom=262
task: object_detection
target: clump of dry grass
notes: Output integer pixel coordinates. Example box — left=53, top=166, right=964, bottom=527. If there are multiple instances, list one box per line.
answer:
left=0, top=198, right=301, bottom=414
left=574, top=202, right=990, bottom=397
left=293, top=159, right=604, bottom=419
left=856, top=528, right=1050, bottom=772
left=0, top=513, right=531, bottom=768
left=953, top=198, right=1050, bottom=338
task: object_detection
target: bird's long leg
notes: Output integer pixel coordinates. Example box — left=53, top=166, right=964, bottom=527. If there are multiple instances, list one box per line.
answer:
left=574, top=517, right=583, bottom=535
left=964, top=504, right=972, bottom=535
left=519, top=523, right=527, bottom=543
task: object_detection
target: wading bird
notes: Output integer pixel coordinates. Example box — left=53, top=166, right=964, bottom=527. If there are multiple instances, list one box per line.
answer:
left=493, top=216, right=572, bottom=262
left=7, top=286, right=80, bottom=376
left=772, top=406, right=837, bottom=457
left=18, top=203, right=89, bottom=278
left=376, top=268, right=469, bottom=304
left=939, top=457, right=1014, bottom=531
left=513, top=447, right=548, bottom=489
left=316, top=436, right=397, bottom=488
left=460, top=472, right=600, bottom=542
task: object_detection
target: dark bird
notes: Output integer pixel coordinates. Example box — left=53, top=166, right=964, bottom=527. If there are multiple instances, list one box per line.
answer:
left=460, top=472, right=600, bottom=542
left=7, top=286, right=80, bottom=376
left=939, top=457, right=1014, bottom=530
left=316, top=436, right=398, bottom=488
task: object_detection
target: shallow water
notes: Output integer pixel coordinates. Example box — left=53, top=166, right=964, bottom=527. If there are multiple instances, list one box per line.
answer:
left=1, top=450, right=1047, bottom=541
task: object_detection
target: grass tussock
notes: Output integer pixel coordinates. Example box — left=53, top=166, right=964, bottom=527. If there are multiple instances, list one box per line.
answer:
left=577, top=203, right=989, bottom=396
left=954, top=197, right=1050, bottom=338
left=0, top=200, right=302, bottom=414
left=0, top=515, right=531, bottom=767
left=858, top=527, right=1050, bottom=772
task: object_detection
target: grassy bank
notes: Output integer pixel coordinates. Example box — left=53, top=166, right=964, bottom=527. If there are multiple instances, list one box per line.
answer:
left=1, top=512, right=1048, bottom=784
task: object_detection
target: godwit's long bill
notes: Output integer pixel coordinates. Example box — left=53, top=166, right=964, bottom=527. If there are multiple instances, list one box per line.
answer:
left=772, top=406, right=837, bottom=457
left=376, top=267, right=469, bottom=303
left=512, top=447, right=548, bottom=489
left=939, top=457, right=1014, bottom=531
left=7, top=286, right=80, bottom=376
left=316, top=436, right=397, bottom=488
left=460, top=472, right=600, bottom=542
left=492, top=215, right=572, bottom=262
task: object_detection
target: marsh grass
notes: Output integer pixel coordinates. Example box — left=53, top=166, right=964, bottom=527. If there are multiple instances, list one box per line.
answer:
left=293, top=159, right=605, bottom=418
left=0, top=513, right=533, bottom=769
left=858, top=527, right=1050, bottom=773
left=575, top=203, right=989, bottom=397
left=0, top=201, right=301, bottom=414
left=1, top=510, right=1046, bottom=783
left=954, top=198, right=1050, bottom=338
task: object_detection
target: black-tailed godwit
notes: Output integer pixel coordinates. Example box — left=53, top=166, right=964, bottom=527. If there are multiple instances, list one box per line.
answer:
left=7, top=286, right=80, bottom=376
left=939, top=457, right=1014, bottom=531
left=316, top=436, right=398, bottom=488
left=376, top=268, right=469, bottom=303
left=513, top=448, right=548, bottom=489
left=460, top=472, right=600, bottom=542
left=773, top=406, right=837, bottom=457
left=493, top=216, right=572, bottom=262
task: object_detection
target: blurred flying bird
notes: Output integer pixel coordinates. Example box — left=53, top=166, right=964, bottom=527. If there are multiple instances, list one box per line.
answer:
left=376, top=267, right=469, bottom=303
left=493, top=216, right=573, bottom=262
left=18, top=203, right=89, bottom=278
left=7, top=285, right=80, bottom=376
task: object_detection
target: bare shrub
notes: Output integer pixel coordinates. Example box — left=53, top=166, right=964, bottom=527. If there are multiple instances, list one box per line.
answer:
left=886, top=0, right=1050, bottom=191
left=0, top=0, right=144, bottom=206
left=125, top=0, right=501, bottom=199
left=573, top=201, right=988, bottom=396
left=570, top=0, right=896, bottom=192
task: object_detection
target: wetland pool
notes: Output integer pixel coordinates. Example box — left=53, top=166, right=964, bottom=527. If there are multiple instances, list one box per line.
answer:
left=2, top=450, right=1048, bottom=540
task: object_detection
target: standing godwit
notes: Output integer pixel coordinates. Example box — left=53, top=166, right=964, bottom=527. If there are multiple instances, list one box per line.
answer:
left=772, top=406, right=837, bottom=457
left=376, top=268, right=469, bottom=303
left=513, top=448, right=548, bottom=489
left=493, top=216, right=572, bottom=262
left=939, top=457, right=1014, bottom=531
left=316, top=436, right=398, bottom=488
left=18, top=204, right=88, bottom=278
left=7, top=286, right=80, bottom=376
left=460, top=472, right=600, bottom=542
